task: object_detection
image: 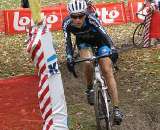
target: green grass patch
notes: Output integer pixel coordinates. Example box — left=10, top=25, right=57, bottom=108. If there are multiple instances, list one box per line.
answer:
left=0, top=0, right=121, bottom=9
left=68, top=104, right=96, bottom=130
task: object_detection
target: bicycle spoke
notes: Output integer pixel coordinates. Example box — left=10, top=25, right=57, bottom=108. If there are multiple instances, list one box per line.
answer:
left=133, top=23, right=146, bottom=48
left=94, top=84, right=111, bottom=130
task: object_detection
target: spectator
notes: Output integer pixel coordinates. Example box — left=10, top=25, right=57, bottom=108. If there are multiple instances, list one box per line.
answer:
left=21, top=0, right=29, bottom=8
left=138, top=0, right=160, bottom=48
left=62, top=0, right=123, bottom=125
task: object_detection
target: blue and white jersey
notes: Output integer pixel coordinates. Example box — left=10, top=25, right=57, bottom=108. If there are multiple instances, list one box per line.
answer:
left=62, top=14, right=114, bottom=56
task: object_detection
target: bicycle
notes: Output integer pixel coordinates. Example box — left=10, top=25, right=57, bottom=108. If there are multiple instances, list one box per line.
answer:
left=72, top=52, right=115, bottom=130
left=132, top=7, right=159, bottom=48
left=132, top=13, right=151, bottom=48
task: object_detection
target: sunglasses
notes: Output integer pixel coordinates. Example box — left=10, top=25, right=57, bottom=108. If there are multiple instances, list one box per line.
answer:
left=70, top=13, right=85, bottom=19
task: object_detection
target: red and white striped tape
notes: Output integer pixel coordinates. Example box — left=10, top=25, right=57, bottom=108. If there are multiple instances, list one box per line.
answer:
left=26, top=25, right=68, bottom=130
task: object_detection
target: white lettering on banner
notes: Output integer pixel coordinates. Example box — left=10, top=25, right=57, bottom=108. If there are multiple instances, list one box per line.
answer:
left=13, top=12, right=58, bottom=31
left=137, top=2, right=149, bottom=20
left=109, top=10, right=119, bottom=19
left=19, top=16, right=30, bottom=25
left=45, top=14, right=58, bottom=29
left=13, top=12, right=30, bottom=31
left=46, top=15, right=58, bottom=24
left=96, top=8, right=119, bottom=23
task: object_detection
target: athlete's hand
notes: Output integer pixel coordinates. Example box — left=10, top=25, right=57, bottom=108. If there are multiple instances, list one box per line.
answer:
left=67, top=57, right=75, bottom=73
left=111, top=48, right=118, bottom=64
left=66, top=55, right=78, bottom=78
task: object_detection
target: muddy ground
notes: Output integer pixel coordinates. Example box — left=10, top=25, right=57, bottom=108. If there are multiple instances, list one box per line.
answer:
left=60, top=48, right=160, bottom=130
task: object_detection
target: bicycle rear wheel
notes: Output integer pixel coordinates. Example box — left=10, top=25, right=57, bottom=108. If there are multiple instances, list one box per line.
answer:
left=94, top=82, right=111, bottom=130
left=133, top=23, right=147, bottom=48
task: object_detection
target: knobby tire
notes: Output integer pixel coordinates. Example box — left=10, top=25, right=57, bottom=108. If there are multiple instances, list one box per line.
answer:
left=133, top=23, right=147, bottom=48
left=94, top=82, right=111, bottom=130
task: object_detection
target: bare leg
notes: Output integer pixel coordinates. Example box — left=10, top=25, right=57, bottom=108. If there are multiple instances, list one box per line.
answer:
left=99, top=57, right=119, bottom=107
left=79, top=49, right=94, bottom=86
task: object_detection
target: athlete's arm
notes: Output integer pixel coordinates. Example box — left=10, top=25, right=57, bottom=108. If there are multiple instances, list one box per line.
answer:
left=62, top=19, right=73, bottom=57
left=88, top=14, right=113, bottom=47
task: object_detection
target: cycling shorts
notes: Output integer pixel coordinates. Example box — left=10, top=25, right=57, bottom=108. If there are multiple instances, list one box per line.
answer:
left=78, top=43, right=118, bottom=63
left=78, top=43, right=110, bottom=55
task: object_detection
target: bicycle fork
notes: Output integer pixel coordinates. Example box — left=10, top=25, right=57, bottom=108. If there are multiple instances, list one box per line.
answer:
left=94, top=66, right=111, bottom=121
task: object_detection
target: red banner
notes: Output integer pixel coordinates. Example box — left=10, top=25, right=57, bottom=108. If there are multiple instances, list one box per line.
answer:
left=0, top=10, right=5, bottom=33
left=128, top=0, right=152, bottom=22
left=4, top=6, right=66, bottom=34
left=0, top=1, right=160, bottom=38
left=150, top=11, right=160, bottom=38
left=3, top=2, right=127, bottom=34
left=96, top=2, right=127, bottom=25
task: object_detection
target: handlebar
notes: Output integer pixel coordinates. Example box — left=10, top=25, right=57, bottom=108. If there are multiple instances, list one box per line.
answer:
left=74, top=54, right=110, bottom=64
left=72, top=54, right=110, bottom=78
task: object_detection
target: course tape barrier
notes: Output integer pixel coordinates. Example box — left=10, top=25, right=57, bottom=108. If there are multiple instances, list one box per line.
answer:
left=0, top=1, right=160, bottom=37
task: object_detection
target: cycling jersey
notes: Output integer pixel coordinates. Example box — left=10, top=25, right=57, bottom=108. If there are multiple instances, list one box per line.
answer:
left=62, top=14, right=114, bottom=56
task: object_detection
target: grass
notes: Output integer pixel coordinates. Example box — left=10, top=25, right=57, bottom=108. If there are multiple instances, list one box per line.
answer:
left=0, top=0, right=20, bottom=9
left=0, top=0, right=122, bottom=9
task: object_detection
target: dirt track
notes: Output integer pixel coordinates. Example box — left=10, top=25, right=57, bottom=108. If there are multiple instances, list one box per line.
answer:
left=60, top=48, right=160, bottom=130
left=0, top=48, right=159, bottom=130
left=0, top=22, right=160, bottom=129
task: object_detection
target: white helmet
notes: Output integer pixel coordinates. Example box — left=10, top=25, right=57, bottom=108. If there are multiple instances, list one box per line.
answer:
left=67, top=0, right=87, bottom=14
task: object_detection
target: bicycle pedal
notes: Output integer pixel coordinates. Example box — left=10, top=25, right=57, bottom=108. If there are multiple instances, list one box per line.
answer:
left=112, top=116, right=122, bottom=126
left=113, top=120, right=121, bottom=126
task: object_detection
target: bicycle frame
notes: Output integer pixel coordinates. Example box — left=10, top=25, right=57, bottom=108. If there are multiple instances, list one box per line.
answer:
left=93, top=62, right=111, bottom=123
left=94, top=63, right=105, bottom=87
left=74, top=54, right=112, bottom=129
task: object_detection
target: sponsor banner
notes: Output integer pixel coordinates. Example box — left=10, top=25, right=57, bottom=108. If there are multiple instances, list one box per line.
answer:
left=0, top=1, right=160, bottom=37
left=0, top=10, right=5, bottom=33
left=150, top=11, right=160, bottom=38
left=4, top=6, right=65, bottom=34
left=3, top=2, right=127, bottom=34
left=96, top=2, right=127, bottom=25
left=128, top=0, right=151, bottom=22
left=4, top=9, right=31, bottom=34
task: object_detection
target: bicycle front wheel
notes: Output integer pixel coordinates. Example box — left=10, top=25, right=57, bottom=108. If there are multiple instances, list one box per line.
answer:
left=94, top=82, right=111, bottom=130
left=133, top=23, right=146, bottom=48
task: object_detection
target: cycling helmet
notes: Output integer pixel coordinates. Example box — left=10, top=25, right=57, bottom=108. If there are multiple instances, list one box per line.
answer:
left=67, top=0, right=87, bottom=14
